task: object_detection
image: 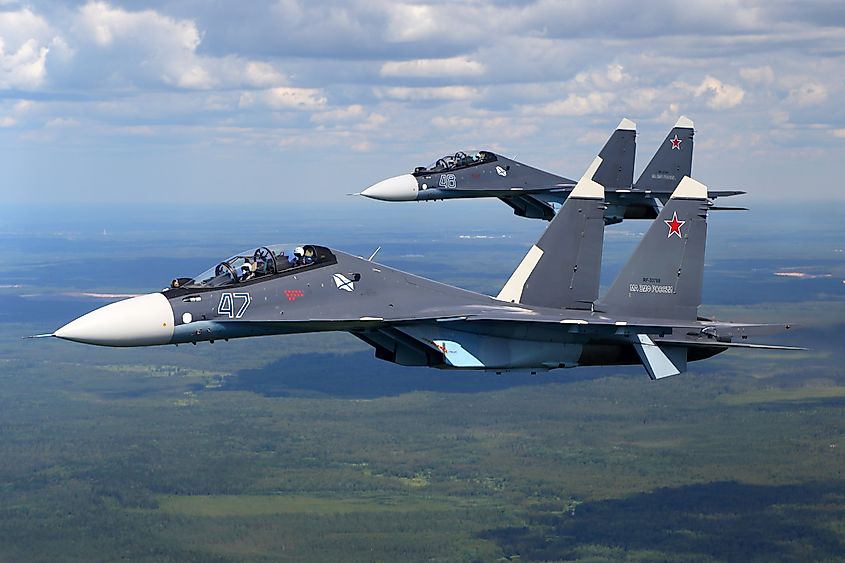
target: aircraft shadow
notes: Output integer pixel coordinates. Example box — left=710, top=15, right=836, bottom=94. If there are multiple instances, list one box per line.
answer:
left=217, top=351, right=620, bottom=399
left=478, top=480, right=845, bottom=561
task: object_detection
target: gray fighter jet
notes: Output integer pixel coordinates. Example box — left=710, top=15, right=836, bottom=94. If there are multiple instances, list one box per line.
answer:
left=46, top=135, right=796, bottom=379
left=360, top=117, right=745, bottom=223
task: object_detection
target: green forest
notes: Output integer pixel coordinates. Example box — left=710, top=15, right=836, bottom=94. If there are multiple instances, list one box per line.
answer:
left=1, top=303, right=844, bottom=561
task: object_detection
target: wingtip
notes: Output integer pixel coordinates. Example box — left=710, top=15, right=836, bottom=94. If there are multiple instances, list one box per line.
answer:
left=674, top=115, right=694, bottom=128
left=617, top=117, right=636, bottom=131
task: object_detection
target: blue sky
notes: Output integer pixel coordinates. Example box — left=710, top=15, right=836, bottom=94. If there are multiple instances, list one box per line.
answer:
left=1, top=0, right=844, bottom=203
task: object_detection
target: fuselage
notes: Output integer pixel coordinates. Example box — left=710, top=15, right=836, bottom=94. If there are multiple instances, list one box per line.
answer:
left=52, top=245, right=728, bottom=371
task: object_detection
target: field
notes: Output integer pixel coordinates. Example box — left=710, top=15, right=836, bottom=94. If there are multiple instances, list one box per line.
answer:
left=0, top=201, right=843, bottom=561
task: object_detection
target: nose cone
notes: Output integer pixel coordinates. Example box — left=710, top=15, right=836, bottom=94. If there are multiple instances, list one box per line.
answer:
left=361, top=174, right=419, bottom=201
left=54, top=293, right=175, bottom=347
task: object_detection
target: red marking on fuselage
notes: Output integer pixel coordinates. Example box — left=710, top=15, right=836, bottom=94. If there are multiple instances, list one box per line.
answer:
left=284, top=289, right=304, bottom=301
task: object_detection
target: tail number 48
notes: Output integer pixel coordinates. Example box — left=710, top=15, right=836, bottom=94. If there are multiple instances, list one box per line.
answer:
left=218, top=292, right=251, bottom=318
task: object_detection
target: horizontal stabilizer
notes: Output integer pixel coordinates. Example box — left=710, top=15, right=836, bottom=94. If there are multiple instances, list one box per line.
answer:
left=709, top=190, right=745, bottom=198
left=657, top=339, right=806, bottom=351
left=632, top=334, right=687, bottom=379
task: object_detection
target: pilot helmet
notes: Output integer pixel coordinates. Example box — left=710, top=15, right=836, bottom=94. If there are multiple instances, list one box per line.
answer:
left=294, top=246, right=304, bottom=257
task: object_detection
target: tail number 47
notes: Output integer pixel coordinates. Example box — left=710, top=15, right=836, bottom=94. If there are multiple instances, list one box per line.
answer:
left=218, top=292, right=251, bottom=318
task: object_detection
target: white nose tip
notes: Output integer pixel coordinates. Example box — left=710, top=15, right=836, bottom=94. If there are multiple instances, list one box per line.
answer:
left=54, top=293, right=175, bottom=347
left=360, top=174, right=419, bottom=201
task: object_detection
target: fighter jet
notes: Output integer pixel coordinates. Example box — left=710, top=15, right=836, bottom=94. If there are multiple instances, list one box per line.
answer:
left=360, top=117, right=745, bottom=224
left=45, top=134, right=797, bottom=379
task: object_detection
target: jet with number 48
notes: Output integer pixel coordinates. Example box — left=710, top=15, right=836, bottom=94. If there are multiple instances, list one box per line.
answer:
left=360, top=117, right=745, bottom=224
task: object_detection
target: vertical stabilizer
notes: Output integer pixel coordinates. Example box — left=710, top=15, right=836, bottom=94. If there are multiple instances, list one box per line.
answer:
left=495, top=121, right=633, bottom=309
left=593, top=117, right=637, bottom=191
left=596, top=176, right=708, bottom=320
left=634, top=116, right=694, bottom=193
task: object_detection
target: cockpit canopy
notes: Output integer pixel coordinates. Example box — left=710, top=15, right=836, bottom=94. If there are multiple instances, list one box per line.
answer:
left=415, top=150, right=496, bottom=174
left=175, top=244, right=335, bottom=289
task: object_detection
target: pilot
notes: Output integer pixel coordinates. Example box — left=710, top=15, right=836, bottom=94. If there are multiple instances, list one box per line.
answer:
left=294, top=247, right=315, bottom=266
left=254, top=258, right=267, bottom=276
left=240, top=259, right=257, bottom=281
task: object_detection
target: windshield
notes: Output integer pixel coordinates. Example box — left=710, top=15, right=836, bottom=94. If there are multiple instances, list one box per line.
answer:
left=184, top=244, right=322, bottom=288
left=423, top=150, right=495, bottom=172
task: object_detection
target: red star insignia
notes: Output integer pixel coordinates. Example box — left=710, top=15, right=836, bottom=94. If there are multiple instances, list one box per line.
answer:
left=664, top=212, right=685, bottom=238
left=670, top=134, right=682, bottom=150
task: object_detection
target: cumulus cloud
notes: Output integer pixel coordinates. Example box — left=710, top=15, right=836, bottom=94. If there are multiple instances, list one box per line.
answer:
left=0, top=7, right=55, bottom=89
left=676, top=75, right=745, bottom=109
left=573, top=64, right=630, bottom=89
left=0, top=7, right=53, bottom=50
left=0, top=37, right=49, bottom=88
left=380, top=56, right=486, bottom=78
left=17, top=2, right=288, bottom=92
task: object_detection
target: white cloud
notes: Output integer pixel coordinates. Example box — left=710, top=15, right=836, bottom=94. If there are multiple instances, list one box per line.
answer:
left=311, top=105, right=366, bottom=123
left=243, top=62, right=285, bottom=88
left=574, top=64, right=630, bottom=89
left=682, top=75, right=745, bottom=109
left=0, top=37, right=49, bottom=88
left=0, top=7, right=53, bottom=49
left=76, top=2, right=200, bottom=50
left=624, top=87, right=660, bottom=111
left=14, top=99, right=33, bottom=112
left=0, top=6, right=55, bottom=89
left=787, top=81, right=828, bottom=107
left=59, top=2, right=288, bottom=91
left=375, top=86, right=479, bottom=101
left=524, top=92, right=616, bottom=116
left=429, top=114, right=538, bottom=140
left=384, top=4, right=438, bottom=42
left=380, top=57, right=486, bottom=78
left=239, top=87, right=327, bottom=110
left=740, top=65, right=775, bottom=84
